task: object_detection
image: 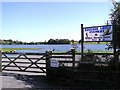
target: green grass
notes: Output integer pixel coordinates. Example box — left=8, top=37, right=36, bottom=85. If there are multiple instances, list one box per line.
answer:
left=0, top=48, right=40, bottom=52
left=83, top=42, right=109, bottom=44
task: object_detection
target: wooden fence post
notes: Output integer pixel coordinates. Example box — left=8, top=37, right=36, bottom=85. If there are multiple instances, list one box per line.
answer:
left=46, top=51, right=52, bottom=77
left=46, top=51, right=50, bottom=77
left=0, top=51, right=2, bottom=72
left=71, top=48, right=75, bottom=70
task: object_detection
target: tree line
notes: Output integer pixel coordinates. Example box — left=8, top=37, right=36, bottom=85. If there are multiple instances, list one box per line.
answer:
left=0, top=39, right=80, bottom=45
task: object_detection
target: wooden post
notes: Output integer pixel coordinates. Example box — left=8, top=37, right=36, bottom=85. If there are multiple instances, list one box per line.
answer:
left=71, top=48, right=75, bottom=70
left=113, top=21, right=117, bottom=55
left=0, top=51, right=1, bottom=72
left=113, top=20, right=119, bottom=72
left=81, top=24, right=84, bottom=60
left=46, top=51, right=51, bottom=77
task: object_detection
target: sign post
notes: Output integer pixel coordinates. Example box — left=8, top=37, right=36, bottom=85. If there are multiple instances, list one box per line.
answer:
left=113, top=21, right=117, bottom=54
left=81, top=24, right=113, bottom=61
left=81, top=24, right=84, bottom=60
left=113, top=20, right=118, bottom=73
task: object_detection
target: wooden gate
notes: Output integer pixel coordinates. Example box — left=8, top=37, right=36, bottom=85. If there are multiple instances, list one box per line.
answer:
left=2, top=52, right=47, bottom=75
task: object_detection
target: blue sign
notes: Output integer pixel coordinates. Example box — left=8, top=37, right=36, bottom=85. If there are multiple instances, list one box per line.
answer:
left=83, top=25, right=112, bottom=42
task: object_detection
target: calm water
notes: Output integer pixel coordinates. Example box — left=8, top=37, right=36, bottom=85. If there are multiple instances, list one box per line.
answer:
left=1, top=44, right=113, bottom=53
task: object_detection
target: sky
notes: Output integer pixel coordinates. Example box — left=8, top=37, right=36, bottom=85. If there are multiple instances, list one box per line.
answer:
left=1, top=1, right=115, bottom=42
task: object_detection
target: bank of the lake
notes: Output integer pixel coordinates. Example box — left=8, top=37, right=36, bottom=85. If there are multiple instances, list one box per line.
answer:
left=0, top=48, right=40, bottom=52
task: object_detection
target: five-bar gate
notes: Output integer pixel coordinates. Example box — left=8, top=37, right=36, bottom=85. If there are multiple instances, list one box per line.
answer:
left=2, top=52, right=47, bottom=75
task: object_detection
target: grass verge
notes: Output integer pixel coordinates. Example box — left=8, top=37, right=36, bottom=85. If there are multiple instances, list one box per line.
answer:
left=0, top=48, right=40, bottom=52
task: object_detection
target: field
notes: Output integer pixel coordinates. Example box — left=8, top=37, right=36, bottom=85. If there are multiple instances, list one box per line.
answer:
left=0, top=48, right=40, bottom=52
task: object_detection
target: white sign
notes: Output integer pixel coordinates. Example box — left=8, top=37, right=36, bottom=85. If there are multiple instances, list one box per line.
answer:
left=50, top=60, right=59, bottom=68
left=83, top=25, right=112, bottom=42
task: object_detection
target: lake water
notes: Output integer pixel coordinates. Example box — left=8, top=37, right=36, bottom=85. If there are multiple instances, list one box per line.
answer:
left=1, top=44, right=113, bottom=53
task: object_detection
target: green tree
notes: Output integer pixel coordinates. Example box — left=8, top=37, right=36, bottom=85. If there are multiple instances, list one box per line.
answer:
left=47, top=39, right=70, bottom=44
left=47, top=39, right=56, bottom=44
left=110, top=1, right=120, bottom=48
